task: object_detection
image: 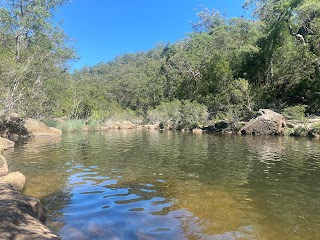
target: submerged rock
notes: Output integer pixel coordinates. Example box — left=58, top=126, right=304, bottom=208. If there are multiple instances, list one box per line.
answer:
left=240, top=109, right=286, bottom=135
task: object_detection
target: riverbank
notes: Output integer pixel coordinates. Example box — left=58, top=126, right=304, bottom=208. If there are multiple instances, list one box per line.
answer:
left=44, top=109, right=320, bottom=139
left=0, top=138, right=60, bottom=240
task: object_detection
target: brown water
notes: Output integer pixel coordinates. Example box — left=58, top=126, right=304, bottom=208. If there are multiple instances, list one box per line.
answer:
left=4, top=130, right=320, bottom=240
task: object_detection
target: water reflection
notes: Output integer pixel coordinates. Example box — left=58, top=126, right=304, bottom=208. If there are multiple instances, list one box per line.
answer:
left=5, top=130, right=320, bottom=239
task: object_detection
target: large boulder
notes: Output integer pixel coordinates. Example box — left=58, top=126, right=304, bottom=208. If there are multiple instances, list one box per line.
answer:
left=0, top=137, right=15, bottom=150
left=24, top=118, right=62, bottom=137
left=0, top=172, right=26, bottom=192
left=240, top=109, right=286, bottom=135
left=0, top=185, right=60, bottom=239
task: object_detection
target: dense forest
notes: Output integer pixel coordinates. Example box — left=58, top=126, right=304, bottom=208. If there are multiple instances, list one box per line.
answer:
left=1, top=0, right=320, bottom=130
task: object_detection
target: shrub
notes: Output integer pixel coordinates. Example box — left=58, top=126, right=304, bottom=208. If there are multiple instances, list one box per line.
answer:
left=91, top=103, right=142, bottom=124
left=56, top=119, right=84, bottom=132
left=282, top=105, right=307, bottom=120
left=147, top=100, right=208, bottom=130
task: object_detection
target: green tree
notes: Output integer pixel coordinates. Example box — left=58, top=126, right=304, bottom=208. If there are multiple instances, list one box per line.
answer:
left=0, top=0, right=75, bottom=117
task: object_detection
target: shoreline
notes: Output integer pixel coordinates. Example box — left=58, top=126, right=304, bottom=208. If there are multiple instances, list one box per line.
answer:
left=0, top=139, right=60, bottom=240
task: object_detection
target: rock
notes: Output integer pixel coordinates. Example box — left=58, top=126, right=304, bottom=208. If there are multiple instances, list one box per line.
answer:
left=0, top=185, right=60, bottom=239
left=49, top=127, right=63, bottom=135
left=24, top=118, right=62, bottom=137
left=0, top=137, right=15, bottom=150
left=102, top=121, right=136, bottom=130
left=115, top=121, right=136, bottom=129
left=203, top=121, right=229, bottom=132
left=240, top=109, right=286, bottom=135
left=192, top=128, right=203, bottom=134
left=53, top=118, right=65, bottom=124
left=0, top=172, right=26, bottom=192
left=143, top=125, right=159, bottom=130
left=0, top=154, right=8, bottom=176
left=0, top=115, right=27, bottom=137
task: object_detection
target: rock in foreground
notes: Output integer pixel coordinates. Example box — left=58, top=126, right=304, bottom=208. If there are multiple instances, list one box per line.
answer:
left=240, top=109, right=286, bottom=135
left=0, top=172, right=26, bottom=192
left=0, top=154, right=8, bottom=176
left=0, top=184, right=60, bottom=239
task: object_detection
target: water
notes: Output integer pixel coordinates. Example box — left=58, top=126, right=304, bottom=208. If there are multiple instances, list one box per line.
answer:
left=4, top=130, right=320, bottom=240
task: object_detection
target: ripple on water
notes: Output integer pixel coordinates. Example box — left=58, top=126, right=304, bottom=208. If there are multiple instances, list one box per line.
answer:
left=5, top=131, right=320, bottom=240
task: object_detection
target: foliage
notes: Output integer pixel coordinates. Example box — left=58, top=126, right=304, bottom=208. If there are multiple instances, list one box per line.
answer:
left=56, top=119, right=84, bottom=133
left=0, top=0, right=76, bottom=118
left=147, top=100, right=208, bottom=130
left=1, top=1, right=320, bottom=125
left=282, top=105, right=307, bottom=120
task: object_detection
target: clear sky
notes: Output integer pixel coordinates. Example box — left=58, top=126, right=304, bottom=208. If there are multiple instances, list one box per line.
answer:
left=55, top=0, right=247, bottom=70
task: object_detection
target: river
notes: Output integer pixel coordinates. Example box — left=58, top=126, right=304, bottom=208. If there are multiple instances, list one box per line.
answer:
left=4, top=130, right=320, bottom=240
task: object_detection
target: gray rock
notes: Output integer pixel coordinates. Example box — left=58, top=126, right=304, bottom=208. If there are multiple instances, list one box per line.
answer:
left=240, top=109, right=286, bottom=135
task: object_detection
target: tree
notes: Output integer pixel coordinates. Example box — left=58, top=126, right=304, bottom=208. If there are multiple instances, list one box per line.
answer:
left=244, top=0, right=320, bottom=113
left=0, top=0, right=75, bottom=117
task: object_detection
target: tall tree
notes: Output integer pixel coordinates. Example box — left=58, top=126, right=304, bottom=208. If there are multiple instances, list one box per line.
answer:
left=0, top=0, right=75, bottom=117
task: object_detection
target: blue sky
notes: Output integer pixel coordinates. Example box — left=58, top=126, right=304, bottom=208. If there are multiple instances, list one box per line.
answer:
left=56, top=0, right=246, bottom=70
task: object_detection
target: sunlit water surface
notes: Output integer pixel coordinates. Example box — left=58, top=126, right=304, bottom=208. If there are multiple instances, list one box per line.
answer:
left=4, top=130, right=320, bottom=240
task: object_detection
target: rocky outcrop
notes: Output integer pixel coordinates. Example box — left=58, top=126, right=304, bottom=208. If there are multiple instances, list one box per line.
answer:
left=0, top=185, right=60, bottom=240
left=240, top=109, right=286, bottom=135
left=0, top=137, right=15, bottom=150
left=101, top=121, right=137, bottom=130
left=24, top=118, right=62, bottom=137
left=143, top=125, right=159, bottom=130
left=0, top=115, right=62, bottom=137
left=0, top=148, right=60, bottom=239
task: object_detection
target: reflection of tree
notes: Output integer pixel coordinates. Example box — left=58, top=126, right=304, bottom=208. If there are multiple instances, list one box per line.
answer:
left=243, top=136, right=320, bottom=240
left=6, top=131, right=320, bottom=239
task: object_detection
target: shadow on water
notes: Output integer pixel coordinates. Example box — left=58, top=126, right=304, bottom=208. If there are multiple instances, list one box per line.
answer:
left=4, top=130, right=320, bottom=239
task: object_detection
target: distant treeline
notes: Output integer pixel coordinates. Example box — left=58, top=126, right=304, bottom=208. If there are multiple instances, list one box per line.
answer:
left=1, top=0, right=320, bottom=127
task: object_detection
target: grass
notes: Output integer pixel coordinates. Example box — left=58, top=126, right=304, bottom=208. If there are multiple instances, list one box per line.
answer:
left=56, top=119, right=84, bottom=133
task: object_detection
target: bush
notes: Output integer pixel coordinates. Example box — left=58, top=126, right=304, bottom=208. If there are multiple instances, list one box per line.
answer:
left=291, top=126, right=308, bottom=137
left=309, top=122, right=320, bottom=135
left=147, top=100, right=208, bottom=130
left=282, top=105, right=307, bottom=120
left=56, top=119, right=84, bottom=132
left=91, top=103, right=142, bottom=124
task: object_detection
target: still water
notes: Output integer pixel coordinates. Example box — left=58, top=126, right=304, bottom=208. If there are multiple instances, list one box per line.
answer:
left=4, top=130, right=320, bottom=240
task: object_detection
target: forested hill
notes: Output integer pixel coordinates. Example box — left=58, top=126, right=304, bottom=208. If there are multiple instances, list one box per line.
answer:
left=1, top=0, right=320, bottom=125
